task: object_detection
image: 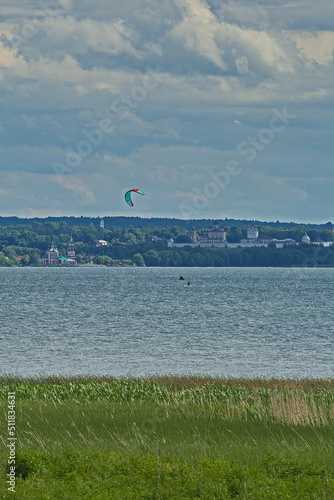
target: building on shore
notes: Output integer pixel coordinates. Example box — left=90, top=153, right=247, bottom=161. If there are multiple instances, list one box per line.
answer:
left=240, top=226, right=296, bottom=248
left=239, top=226, right=271, bottom=246
left=41, top=241, right=77, bottom=265
left=167, top=223, right=326, bottom=249
left=200, top=221, right=227, bottom=245
left=95, top=240, right=108, bottom=247
left=67, top=239, right=76, bottom=259
left=188, top=224, right=197, bottom=243
left=168, top=221, right=228, bottom=248
left=302, top=233, right=311, bottom=244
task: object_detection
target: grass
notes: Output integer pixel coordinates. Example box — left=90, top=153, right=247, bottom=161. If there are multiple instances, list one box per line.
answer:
left=1, top=452, right=333, bottom=499
left=1, top=376, right=334, bottom=498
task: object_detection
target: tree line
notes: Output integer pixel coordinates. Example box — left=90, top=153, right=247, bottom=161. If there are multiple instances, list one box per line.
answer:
left=0, top=221, right=333, bottom=267
left=0, top=215, right=333, bottom=230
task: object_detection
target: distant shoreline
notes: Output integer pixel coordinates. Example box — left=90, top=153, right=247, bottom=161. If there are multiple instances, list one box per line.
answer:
left=1, top=375, right=333, bottom=384
left=6, top=263, right=334, bottom=268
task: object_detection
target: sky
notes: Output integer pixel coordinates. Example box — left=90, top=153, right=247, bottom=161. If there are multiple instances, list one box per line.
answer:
left=0, top=0, right=333, bottom=223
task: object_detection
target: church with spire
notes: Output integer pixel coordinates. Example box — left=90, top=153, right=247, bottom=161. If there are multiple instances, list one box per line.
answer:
left=41, top=240, right=77, bottom=265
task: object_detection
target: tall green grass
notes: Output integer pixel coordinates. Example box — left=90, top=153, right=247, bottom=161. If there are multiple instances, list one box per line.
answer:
left=1, top=376, right=334, bottom=425
left=3, top=400, right=333, bottom=467
left=1, top=377, right=334, bottom=498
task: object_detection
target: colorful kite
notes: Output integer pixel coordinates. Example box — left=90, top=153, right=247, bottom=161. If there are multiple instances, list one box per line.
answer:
left=124, top=189, right=145, bottom=207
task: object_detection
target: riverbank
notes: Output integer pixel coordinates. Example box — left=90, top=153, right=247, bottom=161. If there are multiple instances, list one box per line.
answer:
left=1, top=377, right=334, bottom=498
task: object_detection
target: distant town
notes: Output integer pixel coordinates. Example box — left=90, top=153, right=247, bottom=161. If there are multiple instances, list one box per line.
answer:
left=0, top=216, right=333, bottom=267
left=168, top=221, right=333, bottom=249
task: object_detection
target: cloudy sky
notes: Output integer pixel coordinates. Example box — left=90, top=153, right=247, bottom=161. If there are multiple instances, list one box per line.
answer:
left=0, top=0, right=333, bottom=222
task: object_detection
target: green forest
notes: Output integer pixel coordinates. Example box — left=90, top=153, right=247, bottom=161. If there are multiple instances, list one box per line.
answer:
left=0, top=218, right=333, bottom=267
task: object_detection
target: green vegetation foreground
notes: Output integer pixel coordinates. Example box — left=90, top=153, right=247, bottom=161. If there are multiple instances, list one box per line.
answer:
left=1, top=376, right=334, bottom=499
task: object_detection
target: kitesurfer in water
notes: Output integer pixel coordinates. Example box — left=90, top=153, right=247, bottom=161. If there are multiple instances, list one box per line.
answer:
left=187, top=282, right=190, bottom=286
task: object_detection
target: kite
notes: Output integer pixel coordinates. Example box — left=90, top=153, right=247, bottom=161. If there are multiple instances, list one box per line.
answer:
left=124, top=189, right=145, bottom=207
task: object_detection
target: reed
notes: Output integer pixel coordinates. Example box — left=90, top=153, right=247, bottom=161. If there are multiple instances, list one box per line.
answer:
left=1, top=377, right=334, bottom=498
left=1, top=376, right=334, bottom=425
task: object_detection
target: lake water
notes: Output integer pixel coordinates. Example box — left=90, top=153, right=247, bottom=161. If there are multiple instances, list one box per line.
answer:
left=0, top=267, right=333, bottom=378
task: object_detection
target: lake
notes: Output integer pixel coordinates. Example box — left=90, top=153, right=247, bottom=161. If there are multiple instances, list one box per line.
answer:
left=0, top=266, right=333, bottom=378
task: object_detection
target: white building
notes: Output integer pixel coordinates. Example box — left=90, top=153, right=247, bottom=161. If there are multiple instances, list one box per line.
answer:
left=240, top=226, right=260, bottom=244
left=273, top=238, right=296, bottom=248
left=41, top=245, right=59, bottom=264
left=200, top=221, right=227, bottom=245
left=168, top=224, right=298, bottom=249
left=168, top=222, right=228, bottom=248
left=41, top=242, right=77, bottom=265
left=302, top=233, right=311, bottom=244
left=189, top=224, right=197, bottom=243
left=95, top=240, right=108, bottom=247
left=246, top=226, right=259, bottom=240
left=240, top=226, right=272, bottom=245
left=301, top=231, right=334, bottom=246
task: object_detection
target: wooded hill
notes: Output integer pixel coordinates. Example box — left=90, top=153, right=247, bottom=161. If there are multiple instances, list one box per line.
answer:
left=0, top=215, right=333, bottom=229
left=0, top=218, right=333, bottom=267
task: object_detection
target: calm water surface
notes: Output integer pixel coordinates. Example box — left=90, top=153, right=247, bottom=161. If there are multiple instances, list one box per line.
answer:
left=0, top=267, right=333, bottom=378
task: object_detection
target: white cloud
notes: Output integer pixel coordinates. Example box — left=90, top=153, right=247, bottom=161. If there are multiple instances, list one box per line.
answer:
left=52, top=175, right=96, bottom=205
left=288, top=31, right=334, bottom=65
left=38, top=16, right=143, bottom=59
left=169, top=0, right=295, bottom=77
left=0, top=43, right=23, bottom=69
left=170, top=0, right=228, bottom=70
